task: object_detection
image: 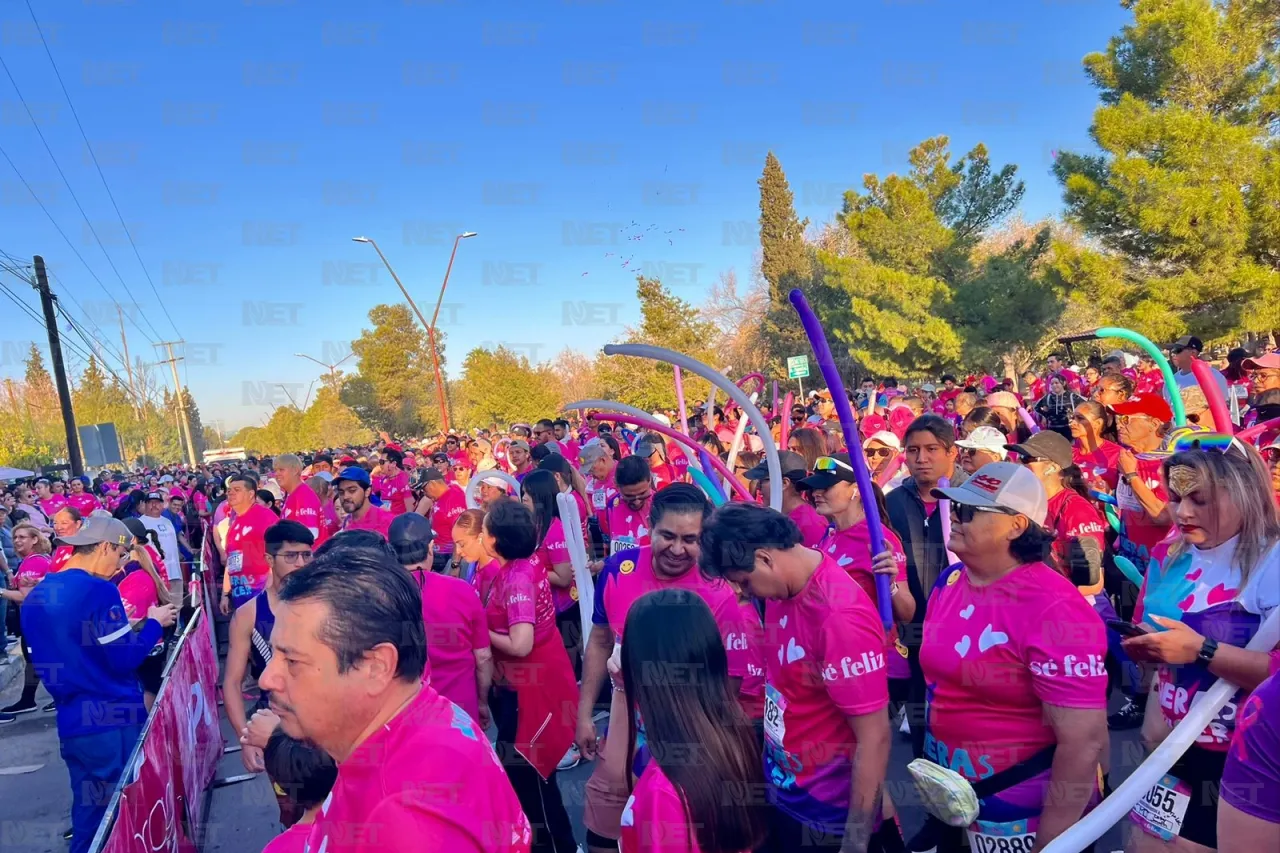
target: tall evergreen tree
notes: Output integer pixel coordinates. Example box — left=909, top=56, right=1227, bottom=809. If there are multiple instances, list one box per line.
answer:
left=757, top=152, right=814, bottom=370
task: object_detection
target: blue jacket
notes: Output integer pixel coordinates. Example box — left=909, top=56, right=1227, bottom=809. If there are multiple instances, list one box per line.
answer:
left=21, top=569, right=162, bottom=738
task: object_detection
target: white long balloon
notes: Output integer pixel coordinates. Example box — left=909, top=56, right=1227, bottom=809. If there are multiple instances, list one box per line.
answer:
left=463, top=468, right=521, bottom=509
left=603, top=344, right=782, bottom=511
left=556, top=491, right=594, bottom=646
left=1041, top=608, right=1280, bottom=852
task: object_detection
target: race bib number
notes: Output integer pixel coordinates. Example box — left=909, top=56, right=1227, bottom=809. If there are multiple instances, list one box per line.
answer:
left=592, top=490, right=607, bottom=510
left=763, top=683, right=787, bottom=748
left=1129, top=773, right=1191, bottom=842
left=227, top=551, right=243, bottom=575
left=966, top=819, right=1037, bottom=853
left=610, top=535, right=637, bottom=556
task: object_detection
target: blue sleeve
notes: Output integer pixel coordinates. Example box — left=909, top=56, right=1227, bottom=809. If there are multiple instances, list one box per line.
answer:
left=91, top=584, right=163, bottom=673
left=593, top=550, right=624, bottom=627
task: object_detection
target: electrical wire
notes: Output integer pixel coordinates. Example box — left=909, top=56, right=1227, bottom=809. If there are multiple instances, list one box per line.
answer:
left=0, top=52, right=164, bottom=342
left=23, top=0, right=182, bottom=342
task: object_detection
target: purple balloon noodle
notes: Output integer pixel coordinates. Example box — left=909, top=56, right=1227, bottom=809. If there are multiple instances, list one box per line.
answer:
left=1238, top=415, right=1280, bottom=443
left=937, top=476, right=959, bottom=565
left=788, top=289, right=893, bottom=629
left=699, top=450, right=728, bottom=502
left=772, top=380, right=779, bottom=423
left=1017, top=407, right=1041, bottom=434
left=592, top=414, right=748, bottom=502
left=674, top=365, right=690, bottom=436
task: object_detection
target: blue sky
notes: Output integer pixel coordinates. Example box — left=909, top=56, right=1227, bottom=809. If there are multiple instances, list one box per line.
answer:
left=0, top=0, right=1132, bottom=430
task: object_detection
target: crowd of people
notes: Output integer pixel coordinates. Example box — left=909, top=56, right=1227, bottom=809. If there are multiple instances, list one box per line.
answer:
left=2, top=335, right=1279, bottom=853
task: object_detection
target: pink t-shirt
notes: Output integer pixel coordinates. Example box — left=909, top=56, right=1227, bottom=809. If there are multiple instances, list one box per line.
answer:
left=586, top=471, right=618, bottom=529
left=301, top=686, right=532, bottom=853
left=51, top=545, right=73, bottom=573
left=737, top=598, right=765, bottom=720
left=225, top=504, right=279, bottom=603
left=38, top=495, right=68, bottom=518
left=1073, top=440, right=1122, bottom=493
left=380, top=469, right=413, bottom=515
left=593, top=547, right=747, bottom=679
left=920, top=561, right=1107, bottom=786
left=605, top=494, right=652, bottom=555
left=66, top=493, right=101, bottom=516
left=343, top=504, right=395, bottom=539
left=788, top=502, right=829, bottom=549
left=762, top=555, right=889, bottom=827
left=420, top=571, right=489, bottom=723
left=282, top=484, right=325, bottom=546
left=538, top=517, right=579, bottom=614
left=117, top=569, right=161, bottom=620
left=430, top=485, right=468, bottom=556
left=262, top=822, right=309, bottom=853
left=620, top=764, right=747, bottom=853
left=481, top=558, right=558, bottom=645
left=819, top=521, right=911, bottom=680
left=15, top=553, right=53, bottom=587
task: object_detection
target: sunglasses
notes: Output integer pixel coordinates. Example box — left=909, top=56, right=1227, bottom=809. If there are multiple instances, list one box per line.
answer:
left=1171, top=432, right=1249, bottom=457
left=814, top=456, right=855, bottom=474
left=949, top=503, right=1015, bottom=524
left=1170, top=346, right=1187, bottom=355
left=865, top=447, right=894, bottom=459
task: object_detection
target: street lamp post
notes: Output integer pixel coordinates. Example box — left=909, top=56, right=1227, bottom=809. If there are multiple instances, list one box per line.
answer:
left=295, top=351, right=354, bottom=392
left=352, top=232, right=476, bottom=434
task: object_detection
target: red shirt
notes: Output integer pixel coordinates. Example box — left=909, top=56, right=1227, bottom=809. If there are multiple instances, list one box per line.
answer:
left=343, top=504, right=395, bottom=539
left=1115, top=454, right=1171, bottom=566
left=1044, top=489, right=1108, bottom=595
left=302, top=686, right=531, bottom=853
left=282, top=484, right=326, bottom=547
left=379, top=469, right=413, bottom=515
left=225, top=503, right=278, bottom=603
left=430, top=484, right=468, bottom=555
left=1073, top=440, right=1122, bottom=492
left=480, top=558, right=558, bottom=645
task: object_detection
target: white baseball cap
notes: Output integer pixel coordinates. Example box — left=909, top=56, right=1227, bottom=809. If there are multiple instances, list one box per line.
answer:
left=862, top=430, right=902, bottom=452
left=954, top=426, right=1009, bottom=456
left=931, top=462, right=1048, bottom=526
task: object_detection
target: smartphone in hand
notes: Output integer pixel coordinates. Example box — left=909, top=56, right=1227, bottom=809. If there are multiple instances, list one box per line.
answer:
left=1107, top=619, right=1151, bottom=639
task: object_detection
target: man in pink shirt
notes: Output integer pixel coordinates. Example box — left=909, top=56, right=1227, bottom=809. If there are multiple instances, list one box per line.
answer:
left=274, top=454, right=326, bottom=547
left=377, top=445, right=413, bottom=515
left=577, top=484, right=748, bottom=850
left=258, top=546, right=531, bottom=852
left=699, top=501, right=899, bottom=853
left=221, top=473, right=280, bottom=614
left=65, top=478, right=101, bottom=516
left=334, top=467, right=394, bottom=540
left=553, top=418, right=579, bottom=462
left=420, top=468, right=467, bottom=573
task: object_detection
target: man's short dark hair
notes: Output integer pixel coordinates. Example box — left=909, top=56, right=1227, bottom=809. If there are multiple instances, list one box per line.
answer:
left=699, top=503, right=802, bottom=578
left=941, top=374, right=956, bottom=384
left=265, top=520, right=315, bottom=555
left=530, top=443, right=553, bottom=463
left=314, top=453, right=333, bottom=465
left=314, top=530, right=397, bottom=561
left=278, top=546, right=426, bottom=680
left=484, top=498, right=539, bottom=560
left=264, top=728, right=337, bottom=811
left=228, top=472, right=258, bottom=491
left=535, top=418, right=554, bottom=431
left=615, top=455, right=652, bottom=488
left=649, top=483, right=711, bottom=529
left=903, top=414, right=957, bottom=449
left=383, top=447, right=404, bottom=467
left=552, top=418, right=569, bottom=430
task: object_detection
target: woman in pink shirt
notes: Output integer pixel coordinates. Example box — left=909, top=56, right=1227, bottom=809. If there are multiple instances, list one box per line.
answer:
left=479, top=499, right=580, bottom=853
left=1069, top=401, right=1122, bottom=494
left=1, top=522, right=54, bottom=714
left=120, top=518, right=175, bottom=707
left=618, top=589, right=768, bottom=853
left=924, top=463, right=1108, bottom=852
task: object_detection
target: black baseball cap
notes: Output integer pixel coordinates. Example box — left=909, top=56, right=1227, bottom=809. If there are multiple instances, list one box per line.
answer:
left=744, top=450, right=808, bottom=482
left=420, top=468, right=444, bottom=483
left=1171, top=335, right=1203, bottom=353
left=1006, top=431, right=1074, bottom=468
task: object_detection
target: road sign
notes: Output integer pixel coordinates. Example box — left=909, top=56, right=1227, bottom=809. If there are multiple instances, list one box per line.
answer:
left=787, top=355, right=810, bottom=379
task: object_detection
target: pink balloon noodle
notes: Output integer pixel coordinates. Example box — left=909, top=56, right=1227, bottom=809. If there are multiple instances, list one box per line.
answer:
left=875, top=454, right=905, bottom=487
left=736, top=372, right=766, bottom=396
left=937, top=476, right=959, bottom=565
left=780, top=391, right=795, bottom=449
left=1237, top=415, right=1280, bottom=443
left=1017, top=407, right=1041, bottom=434
left=674, top=365, right=690, bottom=436
left=591, top=414, right=755, bottom=503
left=1190, top=358, right=1233, bottom=433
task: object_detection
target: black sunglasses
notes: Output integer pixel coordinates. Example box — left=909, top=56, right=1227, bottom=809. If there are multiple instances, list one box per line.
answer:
left=950, top=503, right=1016, bottom=524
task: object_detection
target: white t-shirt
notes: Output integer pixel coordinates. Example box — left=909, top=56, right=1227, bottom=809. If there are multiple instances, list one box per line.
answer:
left=140, top=514, right=181, bottom=580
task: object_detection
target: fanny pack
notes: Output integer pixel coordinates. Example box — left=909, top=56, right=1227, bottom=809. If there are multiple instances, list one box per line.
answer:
left=907, top=746, right=1055, bottom=850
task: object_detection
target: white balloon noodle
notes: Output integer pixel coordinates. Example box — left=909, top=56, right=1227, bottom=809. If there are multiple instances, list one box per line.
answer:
left=556, top=491, right=594, bottom=647
left=463, top=468, right=521, bottom=510
left=602, top=344, right=782, bottom=511
left=722, top=391, right=758, bottom=495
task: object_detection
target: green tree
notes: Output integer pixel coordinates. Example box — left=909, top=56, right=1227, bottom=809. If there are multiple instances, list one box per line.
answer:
left=454, top=346, right=564, bottom=428
left=596, top=277, right=719, bottom=411
left=341, top=303, right=442, bottom=435
left=1053, top=0, right=1280, bottom=342
left=298, top=384, right=373, bottom=448
left=757, top=152, right=816, bottom=372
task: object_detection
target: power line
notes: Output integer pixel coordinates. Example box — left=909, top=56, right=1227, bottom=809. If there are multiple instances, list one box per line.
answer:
left=0, top=277, right=92, bottom=366
left=23, top=0, right=182, bottom=341
left=0, top=143, right=158, bottom=348
left=0, top=51, right=165, bottom=342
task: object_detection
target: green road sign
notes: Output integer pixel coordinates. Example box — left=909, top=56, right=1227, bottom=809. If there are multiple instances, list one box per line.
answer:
left=787, top=355, right=810, bottom=379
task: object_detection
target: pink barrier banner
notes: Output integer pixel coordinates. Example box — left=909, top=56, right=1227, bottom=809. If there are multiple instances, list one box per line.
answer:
left=95, top=604, right=223, bottom=852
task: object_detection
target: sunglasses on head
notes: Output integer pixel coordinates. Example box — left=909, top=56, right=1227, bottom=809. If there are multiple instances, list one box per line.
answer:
left=814, top=456, right=855, bottom=474
left=1171, top=432, right=1249, bottom=457
left=949, top=503, right=1015, bottom=524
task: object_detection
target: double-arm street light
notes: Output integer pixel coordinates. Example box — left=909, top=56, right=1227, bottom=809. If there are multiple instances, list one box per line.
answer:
left=352, top=231, right=477, bottom=433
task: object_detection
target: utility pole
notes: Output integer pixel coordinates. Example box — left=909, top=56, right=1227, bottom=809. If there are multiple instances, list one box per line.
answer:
left=33, top=255, right=84, bottom=476
left=153, top=341, right=198, bottom=466
left=117, top=305, right=140, bottom=419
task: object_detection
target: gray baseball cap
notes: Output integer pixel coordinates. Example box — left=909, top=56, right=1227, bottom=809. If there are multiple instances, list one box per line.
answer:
left=60, top=516, right=133, bottom=547
left=931, top=461, right=1047, bottom=526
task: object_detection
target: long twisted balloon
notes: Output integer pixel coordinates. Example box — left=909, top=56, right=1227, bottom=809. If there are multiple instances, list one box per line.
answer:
left=788, top=289, right=893, bottom=629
